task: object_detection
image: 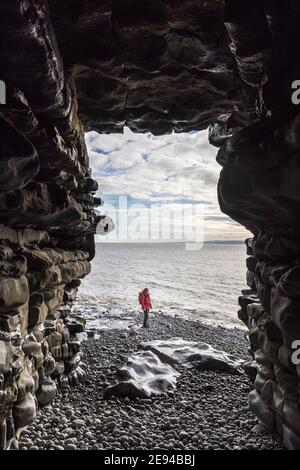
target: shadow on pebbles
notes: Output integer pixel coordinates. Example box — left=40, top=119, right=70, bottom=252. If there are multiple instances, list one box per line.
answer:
left=19, top=311, right=285, bottom=450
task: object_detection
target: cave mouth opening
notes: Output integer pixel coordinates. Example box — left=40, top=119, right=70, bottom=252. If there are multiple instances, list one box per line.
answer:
left=2, top=0, right=300, bottom=451
left=79, top=127, right=250, bottom=329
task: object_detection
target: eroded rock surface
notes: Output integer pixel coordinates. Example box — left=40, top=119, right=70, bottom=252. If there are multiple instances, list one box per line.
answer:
left=104, top=349, right=180, bottom=399
left=0, top=0, right=245, bottom=448
left=48, top=0, right=244, bottom=135
left=215, top=2, right=300, bottom=450
left=0, top=0, right=112, bottom=449
left=140, top=338, right=243, bottom=374
left=1, top=0, right=300, bottom=451
left=104, top=338, right=242, bottom=399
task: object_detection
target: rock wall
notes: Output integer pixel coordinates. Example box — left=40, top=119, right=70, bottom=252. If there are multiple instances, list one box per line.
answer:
left=0, top=1, right=246, bottom=449
left=0, top=1, right=110, bottom=449
left=216, top=1, right=300, bottom=450
left=1, top=0, right=300, bottom=450
left=47, top=0, right=245, bottom=134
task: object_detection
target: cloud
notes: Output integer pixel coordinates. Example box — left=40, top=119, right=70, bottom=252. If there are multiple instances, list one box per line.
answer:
left=86, top=128, right=250, bottom=241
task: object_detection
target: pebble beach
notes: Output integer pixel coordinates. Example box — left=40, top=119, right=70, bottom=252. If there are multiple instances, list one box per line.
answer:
left=18, top=307, right=284, bottom=451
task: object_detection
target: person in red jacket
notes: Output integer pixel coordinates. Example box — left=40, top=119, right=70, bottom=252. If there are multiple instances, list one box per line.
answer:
left=139, top=288, right=152, bottom=328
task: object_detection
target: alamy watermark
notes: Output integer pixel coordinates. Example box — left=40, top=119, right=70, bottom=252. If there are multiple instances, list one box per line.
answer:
left=0, top=341, right=6, bottom=367
left=0, top=80, right=6, bottom=104
left=291, top=340, right=300, bottom=365
left=96, top=195, right=204, bottom=250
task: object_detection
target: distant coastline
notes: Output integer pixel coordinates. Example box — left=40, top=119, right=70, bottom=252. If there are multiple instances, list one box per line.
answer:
left=205, top=240, right=245, bottom=244
left=95, top=240, right=245, bottom=245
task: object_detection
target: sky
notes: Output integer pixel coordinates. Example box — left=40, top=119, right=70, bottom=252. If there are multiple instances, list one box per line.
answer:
left=85, top=128, right=250, bottom=243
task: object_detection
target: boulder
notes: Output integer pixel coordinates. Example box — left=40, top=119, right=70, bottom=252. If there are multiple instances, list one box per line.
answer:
left=36, top=379, right=57, bottom=407
left=140, top=338, right=244, bottom=374
left=104, top=350, right=180, bottom=399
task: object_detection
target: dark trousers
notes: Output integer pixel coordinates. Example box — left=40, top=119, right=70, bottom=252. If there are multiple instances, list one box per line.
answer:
left=143, top=309, right=149, bottom=327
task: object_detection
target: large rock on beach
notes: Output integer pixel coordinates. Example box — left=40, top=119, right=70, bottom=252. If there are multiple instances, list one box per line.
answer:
left=104, top=337, right=243, bottom=400
left=140, top=337, right=244, bottom=374
left=103, top=349, right=180, bottom=399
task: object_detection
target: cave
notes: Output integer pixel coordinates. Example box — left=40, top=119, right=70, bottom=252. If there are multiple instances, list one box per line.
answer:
left=1, top=0, right=300, bottom=451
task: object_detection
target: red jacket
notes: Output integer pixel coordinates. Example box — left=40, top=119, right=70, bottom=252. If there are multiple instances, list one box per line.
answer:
left=140, top=292, right=152, bottom=310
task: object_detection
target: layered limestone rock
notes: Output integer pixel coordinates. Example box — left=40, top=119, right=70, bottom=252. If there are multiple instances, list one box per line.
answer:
left=1, top=0, right=300, bottom=450
left=0, top=1, right=111, bottom=449
left=216, top=1, right=300, bottom=450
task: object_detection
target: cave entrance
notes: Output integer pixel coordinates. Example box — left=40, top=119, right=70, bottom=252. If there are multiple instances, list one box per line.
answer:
left=79, top=127, right=250, bottom=328
left=2, top=0, right=297, bottom=452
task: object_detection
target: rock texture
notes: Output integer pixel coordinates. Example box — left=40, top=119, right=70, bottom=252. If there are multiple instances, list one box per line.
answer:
left=216, top=0, right=300, bottom=451
left=104, top=337, right=242, bottom=399
left=104, top=349, right=180, bottom=399
left=0, top=1, right=112, bottom=449
left=140, top=338, right=243, bottom=374
left=47, top=0, right=245, bottom=134
left=1, top=0, right=300, bottom=450
left=17, top=308, right=284, bottom=450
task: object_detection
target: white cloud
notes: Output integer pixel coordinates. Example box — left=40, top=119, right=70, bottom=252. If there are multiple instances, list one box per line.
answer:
left=86, top=128, right=250, bottom=241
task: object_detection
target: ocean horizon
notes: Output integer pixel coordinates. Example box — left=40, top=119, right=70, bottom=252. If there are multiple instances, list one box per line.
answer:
left=80, top=242, right=247, bottom=328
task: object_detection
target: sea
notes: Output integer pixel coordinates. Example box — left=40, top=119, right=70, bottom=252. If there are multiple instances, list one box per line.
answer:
left=78, top=242, right=247, bottom=328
